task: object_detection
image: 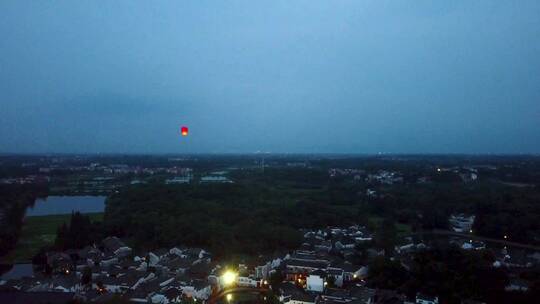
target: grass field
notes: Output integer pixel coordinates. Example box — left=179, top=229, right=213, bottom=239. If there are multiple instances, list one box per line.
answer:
left=1, top=212, right=103, bottom=263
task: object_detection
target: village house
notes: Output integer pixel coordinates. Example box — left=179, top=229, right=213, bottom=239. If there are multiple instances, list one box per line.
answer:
left=448, top=214, right=475, bottom=233
left=416, top=293, right=439, bottom=304
left=278, top=282, right=317, bottom=304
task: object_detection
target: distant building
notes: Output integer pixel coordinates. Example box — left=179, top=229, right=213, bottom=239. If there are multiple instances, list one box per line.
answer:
left=165, top=176, right=192, bottom=184
left=200, top=176, right=232, bottom=183
left=366, top=189, right=377, bottom=198
left=449, top=214, right=475, bottom=233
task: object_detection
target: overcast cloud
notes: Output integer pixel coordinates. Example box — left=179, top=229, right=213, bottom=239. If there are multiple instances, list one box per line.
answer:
left=1, top=1, right=539, bottom=154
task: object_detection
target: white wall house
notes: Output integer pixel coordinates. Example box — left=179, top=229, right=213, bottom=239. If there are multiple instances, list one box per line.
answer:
left=237, top=276, right=258, bottom=288
left=306, top=275, right=324, bottom=292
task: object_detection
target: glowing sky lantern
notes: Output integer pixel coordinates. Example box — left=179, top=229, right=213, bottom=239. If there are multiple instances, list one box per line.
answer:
left=181, top=126, right=189, bottom=137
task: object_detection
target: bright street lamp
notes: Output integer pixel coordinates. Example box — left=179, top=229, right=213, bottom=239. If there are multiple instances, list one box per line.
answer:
left=221, top=270, right=238, bottom=287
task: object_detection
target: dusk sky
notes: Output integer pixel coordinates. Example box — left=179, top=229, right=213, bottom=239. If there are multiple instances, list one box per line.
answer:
left=1, top=1, right=539, bottom=154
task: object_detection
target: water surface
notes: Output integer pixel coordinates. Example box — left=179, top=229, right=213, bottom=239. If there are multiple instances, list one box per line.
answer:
left=0, top=264, right=34, bottom=280
left=27, top=196, right=106, bottom=216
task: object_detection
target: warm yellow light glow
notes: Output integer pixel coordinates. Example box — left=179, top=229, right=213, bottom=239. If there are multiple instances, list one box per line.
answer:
left=222, top=270, right=238, bottom=286
left=353, top=274, right=357, bottom=279
left=226, top=294, right=233, bottom=302
left=263, top=280, right=268, bottom=285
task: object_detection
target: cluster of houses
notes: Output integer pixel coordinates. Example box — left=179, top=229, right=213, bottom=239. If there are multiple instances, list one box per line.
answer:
left=3, top=223, right=540, bottom=304
left=0, top=175, right=50, bottom=185
left=165, top=174, right=233, bottom=185
left=0, top=226, right=383, bottom=304
left=328, top=166, right=483, bottom=186
left=13, top=159, right=236, bottom=190
left=366, top=171, right=403, bottom=185
left=1, top=237, right=217, bottom=303
left=434, top=166, right=479, bottom=183
left=328, top=169, right=404, bottom=185
left=328, top=169, right=365, bottom=179
left=34, top=160, right=196, bottom=177
left=271, top=225, right=540, bottom=304
left=259, top=226, right=444, bottom=304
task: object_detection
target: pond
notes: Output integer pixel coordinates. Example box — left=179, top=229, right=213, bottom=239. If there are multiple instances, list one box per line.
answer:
left=27, top=196, right=106, bottom=216
left=0, top=264, right=34, bottom=280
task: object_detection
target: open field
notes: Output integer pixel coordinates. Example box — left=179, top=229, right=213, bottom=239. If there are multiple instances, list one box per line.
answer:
left=1, top=213, right=103, bottom=263
left=368, top=216, right=412, bottom=238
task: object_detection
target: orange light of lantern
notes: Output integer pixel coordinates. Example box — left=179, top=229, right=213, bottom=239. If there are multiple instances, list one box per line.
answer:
left=181, top=126, right=189, bottom=136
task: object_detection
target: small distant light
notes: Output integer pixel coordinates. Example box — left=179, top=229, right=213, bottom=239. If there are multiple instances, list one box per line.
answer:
left=437, top=168, right=441, bottom=172
left=324, top=281, right=328, bottom=286
left=469, top=229, right=473, bottom=233
left=353, top=274, right=357, bottom=279
left=504, top=235, right=508, bottom=239
left=263, top=280, right=268, bottom=285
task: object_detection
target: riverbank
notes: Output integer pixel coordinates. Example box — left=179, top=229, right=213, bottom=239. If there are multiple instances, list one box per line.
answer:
left=0, top=213, right=104, bottom=264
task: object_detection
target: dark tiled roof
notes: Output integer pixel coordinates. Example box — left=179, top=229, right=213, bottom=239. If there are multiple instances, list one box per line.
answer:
left=349, top=286, right=375, bottom=302
left=191, top=279, right=210, bottom=290
left=311, top=269, right=327, bottom=277
left=332, top=261, right=361, bottom=273
left=164, top=257, right=193, bottom=270
left=326, top=268, right=343, bottom=276
left=286, top=259, right=328, bottom=269
left=372, top=289, right=406, bottom=304
left=323, top=288, right=349, bottom=298
left=163, top=287, right=182, bottom=300
left=291, top=291, right=316, bottom=302
left=278, top=282, right=315, bottom=302
left=101, top=237, right=125, bottom=253
left=0, top=291, right=75, bottom=304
